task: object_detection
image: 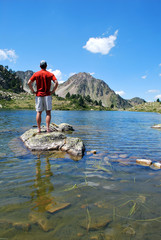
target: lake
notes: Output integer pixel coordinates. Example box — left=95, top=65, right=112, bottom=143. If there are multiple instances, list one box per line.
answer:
left=1, top=110, right=161, bottom=239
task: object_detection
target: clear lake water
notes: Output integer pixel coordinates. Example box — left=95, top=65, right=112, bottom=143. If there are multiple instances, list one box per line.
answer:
left=1, top=110, right=161, bottom=239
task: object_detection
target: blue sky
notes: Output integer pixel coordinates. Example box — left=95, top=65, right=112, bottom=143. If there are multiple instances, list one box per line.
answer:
left=0, top=0, right=161, bottom=101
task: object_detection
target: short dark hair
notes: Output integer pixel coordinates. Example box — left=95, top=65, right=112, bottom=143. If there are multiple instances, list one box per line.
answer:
left=40, top=60, right=47, bottom=69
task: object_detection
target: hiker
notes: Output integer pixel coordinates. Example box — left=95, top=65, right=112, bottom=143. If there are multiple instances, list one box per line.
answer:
left=28, top=60, right=58, bottom=133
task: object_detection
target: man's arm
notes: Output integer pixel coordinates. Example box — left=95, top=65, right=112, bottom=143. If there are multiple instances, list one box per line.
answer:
left=28, top=79, right=36, bottom=94
left=50, top=80, right=58, bottom=94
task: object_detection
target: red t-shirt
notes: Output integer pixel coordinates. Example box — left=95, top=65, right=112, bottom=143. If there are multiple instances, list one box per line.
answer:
left=30, top=69, right=57, bottom=96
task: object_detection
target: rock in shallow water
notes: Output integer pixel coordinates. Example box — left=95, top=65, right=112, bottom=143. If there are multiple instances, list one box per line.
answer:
left=45, top=202, right=70, bottom=213
left=123, top=226, right=135, bottom=235
left=20, top=123, right=85, bottom=157
left=151, top=124, right=161, bottom=129
left=136, top=159, right=152, bottom=166
left=29, top=212, right=53, bottom=232
left=0, top=219, right=31, bottom=232
left=12, top=222, right=31, bottom=231
left=152, top=162, right=161, bottom=169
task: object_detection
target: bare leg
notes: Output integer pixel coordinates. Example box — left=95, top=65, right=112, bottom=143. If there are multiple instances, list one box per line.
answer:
left=46, top=110, right=51, bottom=132
left=36, top=111, right=42, bottom=133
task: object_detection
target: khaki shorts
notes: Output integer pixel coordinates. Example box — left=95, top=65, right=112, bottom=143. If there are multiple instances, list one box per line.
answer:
left=35, top=96, right=52, bottom=112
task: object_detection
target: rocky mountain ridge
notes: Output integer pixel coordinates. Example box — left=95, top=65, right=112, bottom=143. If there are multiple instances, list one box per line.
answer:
left=56, top=72, right=132, bottom=109
left=0, top=66, right=146, bottom=109
left=128, top=97, right=146, bottom=106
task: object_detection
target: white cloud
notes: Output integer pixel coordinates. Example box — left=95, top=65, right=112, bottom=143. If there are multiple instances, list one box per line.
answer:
left=0, top=49, right=18, bottom=63
left=102, top=31, right=109, bottom=36
left=159, top=73, right=161, bottom=77
left=48, top=69, right=64, bottom=83
left=115, top=90, right=125, bottom=96
left=83, top=30, right=118, bottom=55
left=155, top=94, right=161, bottom=99
left=69, top=72, right=76, bottom=77
left=141, top=75, right=147, bottom=79
left=57, top=80, right=65, bottom=84
left=89, top=72, right=95, bottom=76
left=159, top=63, right=161, bottom=67
left=147, top=89, right=160, bottom=93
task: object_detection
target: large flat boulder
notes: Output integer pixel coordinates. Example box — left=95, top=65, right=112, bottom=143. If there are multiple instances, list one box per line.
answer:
left=20, top=123, right=85, bottom=158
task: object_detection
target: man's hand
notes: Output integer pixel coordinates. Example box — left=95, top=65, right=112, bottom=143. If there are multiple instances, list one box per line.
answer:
left=28, top=79, right=36, bottom=94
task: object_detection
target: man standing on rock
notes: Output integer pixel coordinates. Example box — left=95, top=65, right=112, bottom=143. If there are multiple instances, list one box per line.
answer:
left=28, top=60, right=58, bottom=133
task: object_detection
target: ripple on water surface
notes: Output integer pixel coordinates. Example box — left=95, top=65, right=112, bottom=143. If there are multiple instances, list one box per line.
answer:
left=1, top=110, right=161, bottom=239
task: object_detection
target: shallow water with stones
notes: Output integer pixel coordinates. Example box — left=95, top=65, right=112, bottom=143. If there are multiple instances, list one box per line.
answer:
left=1, top=110, right=161, bottom=239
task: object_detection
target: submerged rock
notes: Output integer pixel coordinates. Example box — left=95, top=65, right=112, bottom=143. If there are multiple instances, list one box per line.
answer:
left=0, top=219, right=31, bottom=232
left=12, top=222, right=31, bottom=231
left=88, top=150, right=97, bottom=154
left=20, top=123, right=85, bottom=157
left=136, top=195, right=146, bottom=204
left=29, top=212, right=53, bottom=232
left=80, top=215, right=111, bottom=231
left=122, top=226, right=135, bottom=235
left=9, top=137, right=29, bottom=157
left=45, top=202, right=70, bottom=213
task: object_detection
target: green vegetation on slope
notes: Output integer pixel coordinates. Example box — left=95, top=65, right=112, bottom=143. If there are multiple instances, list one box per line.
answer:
left=1, top=90, right=161, bottom=113
left=128, top=101, right=161, bottom=114
left=1, top=65, right=159, bottom=113
left=0, top=65, right=23, bottom=93
left=0, top=90, right=109, bottom=111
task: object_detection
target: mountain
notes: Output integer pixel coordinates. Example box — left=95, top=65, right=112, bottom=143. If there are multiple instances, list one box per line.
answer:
left=16, top=70, right=34, bottom=92
left=0, top=66, right=146, bottom=110
left=56, top=72, right=132, bottom=109
left=127, top=97, right=146, bottom=106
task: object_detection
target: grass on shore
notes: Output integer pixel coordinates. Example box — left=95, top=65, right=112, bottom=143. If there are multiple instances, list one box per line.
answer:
left=1, top=90, right=161, bottom=113
left=128, top=102, right=161, bottom=114
left=0, top=92, right=107, bottom=111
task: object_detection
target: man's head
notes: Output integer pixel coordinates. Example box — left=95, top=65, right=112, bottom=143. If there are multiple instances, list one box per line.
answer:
left=40, top=60, right=47, bottom=69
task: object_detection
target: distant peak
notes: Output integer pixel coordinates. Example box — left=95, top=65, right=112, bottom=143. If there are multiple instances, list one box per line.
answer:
left=69, top=72, right=94, bottom=80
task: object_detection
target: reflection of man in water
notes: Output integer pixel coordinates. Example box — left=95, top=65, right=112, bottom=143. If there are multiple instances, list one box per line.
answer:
left=31, top=156, right=55, bottom=212
left=28, top=60, right=58, bottom=133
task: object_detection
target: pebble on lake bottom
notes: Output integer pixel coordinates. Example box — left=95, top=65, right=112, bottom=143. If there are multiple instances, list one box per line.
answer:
left=122, top=226, right=136, bottom=235
left=12, top=222, right=31, bottom=231
left=87, top=150, right=97, bottom=155
left=80, top=215, right=111, bottom=231
left=29, top=212, right=53, bottom=232
left=45, top=202, right=71, bottom=213
left=119, top=154, right=128, bottom=158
